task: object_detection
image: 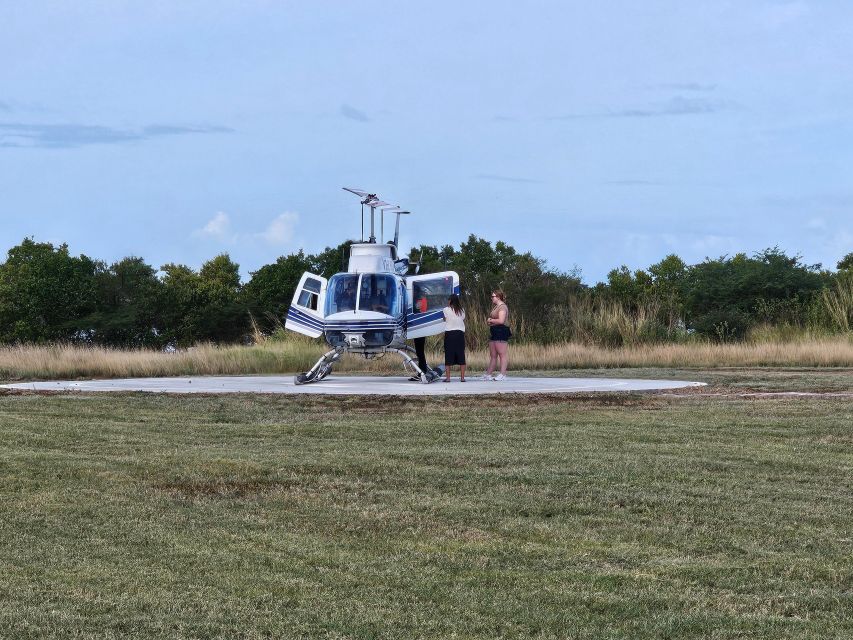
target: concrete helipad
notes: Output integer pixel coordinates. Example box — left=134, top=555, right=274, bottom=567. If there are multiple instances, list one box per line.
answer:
left=1, top=375, right=705, bottom=395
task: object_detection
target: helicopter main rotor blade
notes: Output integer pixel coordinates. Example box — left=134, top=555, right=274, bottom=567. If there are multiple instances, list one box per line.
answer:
left=343, top=187, right=370, bottom=197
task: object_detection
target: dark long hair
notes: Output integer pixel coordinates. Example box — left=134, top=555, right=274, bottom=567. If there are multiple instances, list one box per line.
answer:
left=448, top=293, right=463, bottom=316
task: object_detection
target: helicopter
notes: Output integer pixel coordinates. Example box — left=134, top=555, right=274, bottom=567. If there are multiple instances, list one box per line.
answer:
left=284, top=188, right=460, bottom=384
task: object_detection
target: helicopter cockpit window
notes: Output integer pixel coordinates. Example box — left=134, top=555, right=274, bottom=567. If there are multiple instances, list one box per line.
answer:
left=358, top=274, right=399, bottom=315
left=412, top=276, right=453, bottom=313
left=325, top=274, right=360, bottom=315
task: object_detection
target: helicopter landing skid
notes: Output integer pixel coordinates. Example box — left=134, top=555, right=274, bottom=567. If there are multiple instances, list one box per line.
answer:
left=389, top=347, right=442, bottom=384
left=294, top=347, right=344, bottom=385
left=294, top=346, right=441, bottom=385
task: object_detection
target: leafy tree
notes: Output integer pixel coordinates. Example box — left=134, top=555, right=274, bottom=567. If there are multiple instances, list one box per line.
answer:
left=199, top=253, right=241, bottom=293
left=409, top=244, right=455, bottom=275
left=838, top=252, right=853, bottom=272
left=158, top=254, right=248, bottom=346
left=600, top=266, right=646, bottom=307
left=410, top=236, right=584, bottom=341
left=450, top=235, right=518, bottom=300
left=311, top=240, right=355, bottom=278
left=595, top=256, right=686, bottom=304
left=681, top=248, right=829, bottom=338
left=649, top=254, right=687, bottom=292
left=86, top=257, right=165, bottom=346
left=158, top=263, right=202, bottom=346
left=648, top=254, right=688, bottom=326
left=242, top=251, right=314, bottom=331
left=196, top=254, right=248, bottom=343
left=503, top=254, right=582, bottom=316
left=0, top=238, right=101, bottom=343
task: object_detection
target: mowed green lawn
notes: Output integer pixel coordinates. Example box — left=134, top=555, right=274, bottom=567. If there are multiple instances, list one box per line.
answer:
left=0, top=388, right=851, bottom=639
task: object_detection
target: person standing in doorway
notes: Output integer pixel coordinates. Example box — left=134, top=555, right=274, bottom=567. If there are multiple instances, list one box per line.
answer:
left=483, top=289, right=511, bottom=380
left=442, top=294, right=466, bottom=382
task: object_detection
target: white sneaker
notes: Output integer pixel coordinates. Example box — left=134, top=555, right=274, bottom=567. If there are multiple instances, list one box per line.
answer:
left=493, top=374, right=507, bottom=381
left=479, top=374, right=495, bottom=381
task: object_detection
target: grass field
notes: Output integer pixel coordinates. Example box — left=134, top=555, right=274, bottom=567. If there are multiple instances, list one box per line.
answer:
left=2, top=336, right=853, bottom=382
left=1, top=369, right=851, bottom=638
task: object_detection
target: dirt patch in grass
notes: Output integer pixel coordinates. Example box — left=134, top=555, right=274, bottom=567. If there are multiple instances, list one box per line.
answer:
left=332, top=392, right=663, bottom=412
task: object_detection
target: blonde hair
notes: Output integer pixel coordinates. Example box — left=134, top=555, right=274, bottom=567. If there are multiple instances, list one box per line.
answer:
left=491, top=289, right=506, bottom=302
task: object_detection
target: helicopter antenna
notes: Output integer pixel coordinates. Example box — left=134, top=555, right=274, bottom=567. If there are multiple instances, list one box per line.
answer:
left=393, top=210, right=410, bottom=247
left=380, top=205, right=400, bottom=243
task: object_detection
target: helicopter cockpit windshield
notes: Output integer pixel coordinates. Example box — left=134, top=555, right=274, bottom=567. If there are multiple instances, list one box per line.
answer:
left=325, top=274, right=359, bottom=315
left=359, top=274, right=399, bottom=315
left=325, top=273, right=400, bottom=316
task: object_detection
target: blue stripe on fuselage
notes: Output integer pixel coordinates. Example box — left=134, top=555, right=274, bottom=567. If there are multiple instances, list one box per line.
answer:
left=406, top=309, right=444, bottom=328
left=286, top=307, right=324, bottom=330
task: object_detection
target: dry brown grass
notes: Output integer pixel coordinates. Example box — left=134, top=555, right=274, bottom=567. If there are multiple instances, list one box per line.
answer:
left=823, top=272, right=853, bottom=332
left=2, top=335, right=853, bottom=381
left=501, top=338, right=853, bottom=369
left=0, top=341, right=323, bottom=382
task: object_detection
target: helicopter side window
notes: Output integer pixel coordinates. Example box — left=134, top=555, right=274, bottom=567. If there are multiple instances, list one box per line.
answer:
left=358, top=274, right=398, bottom=315
left=325, top=274, right=360, bottom=315
left=297, top=290, right=318, bottom=311
left=412, top=277, right=453, bottom=313
left=296, top=277, right=322, bottom=311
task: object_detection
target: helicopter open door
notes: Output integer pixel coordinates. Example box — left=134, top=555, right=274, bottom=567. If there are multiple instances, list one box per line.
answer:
left=285, top=272, right=327, bottom=338
left=406, top=271, right=459, bottom=339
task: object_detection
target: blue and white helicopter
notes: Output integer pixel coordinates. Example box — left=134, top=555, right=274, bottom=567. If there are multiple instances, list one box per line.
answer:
left=285, top=188, right=460, bottom=384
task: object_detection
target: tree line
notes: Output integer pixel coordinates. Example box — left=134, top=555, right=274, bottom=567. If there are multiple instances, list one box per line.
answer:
left=0, top=236, right=850, bottom=347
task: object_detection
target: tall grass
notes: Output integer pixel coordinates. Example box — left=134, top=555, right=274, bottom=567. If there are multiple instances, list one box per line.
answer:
left=823, top=272, right=853, bottom=332
left=2, top=335, right=852, bottom=382
left=461, top=295, right=686, bottom=349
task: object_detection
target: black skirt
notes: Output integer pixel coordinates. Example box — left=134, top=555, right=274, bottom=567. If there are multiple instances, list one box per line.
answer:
left=444, top=330, right=466, bottom=365
left=489, top=324, right=512, bottom=342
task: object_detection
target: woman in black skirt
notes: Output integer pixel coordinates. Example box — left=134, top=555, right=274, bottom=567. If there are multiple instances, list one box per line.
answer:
left=442, top=294, right=466, bottom=382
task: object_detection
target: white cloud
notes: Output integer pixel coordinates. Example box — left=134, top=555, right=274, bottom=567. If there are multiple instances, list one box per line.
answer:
left=193, top=211, right=234, bottom=240
left=192, top=210, right=299, bottom=248
left=203, top=212, right=230, bottom=236
left=258, top=212, right=298, bottom=246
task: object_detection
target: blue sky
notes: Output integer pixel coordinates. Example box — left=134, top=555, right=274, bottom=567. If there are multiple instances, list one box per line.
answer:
left=2, top=1, right=851, bottom=283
